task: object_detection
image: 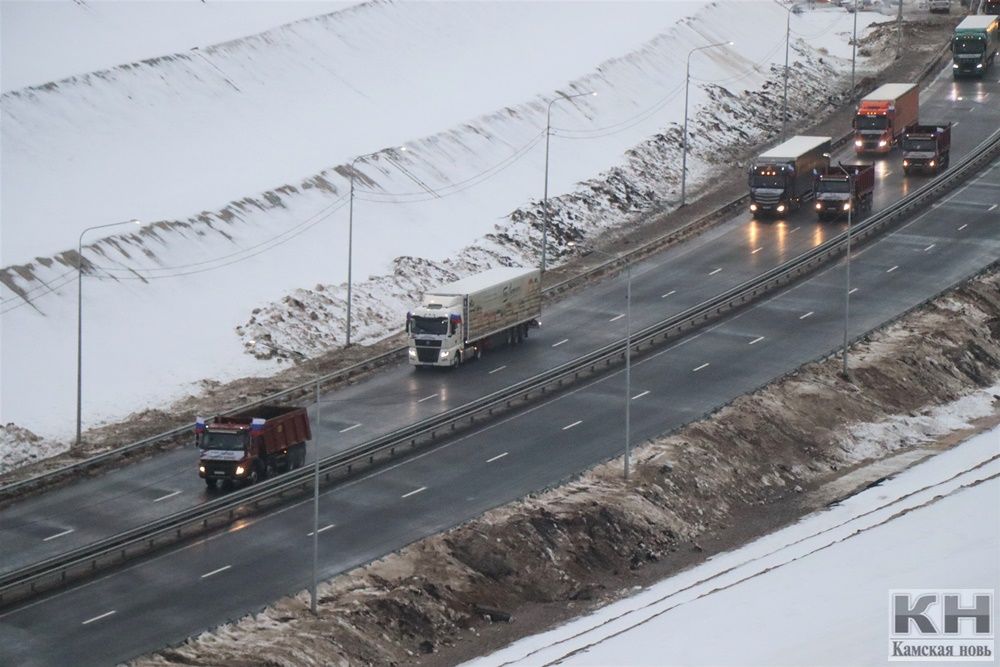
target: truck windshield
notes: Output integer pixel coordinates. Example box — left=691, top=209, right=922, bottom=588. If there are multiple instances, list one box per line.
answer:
left=953, top=38, right=984, bottom=55
left=817, top=180, right=850, bottom=193
left=750, top=168, right=784, bottom=189
left=201, top=431, right=246, bottom=451
left=902, top=138, right=937, bottom=152
left=855, top=116, right=888, bottom=130
left=410, top=316, right=449, bottom=335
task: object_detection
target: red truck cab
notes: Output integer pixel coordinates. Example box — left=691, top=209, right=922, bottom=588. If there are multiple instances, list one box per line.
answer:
left=197, top=405, right=311, bottom=489
left=853, top=83, right=919, bottom=155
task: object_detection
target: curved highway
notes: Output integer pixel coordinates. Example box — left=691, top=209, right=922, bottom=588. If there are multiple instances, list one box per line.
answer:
left=0, top=64, right=998, bottom=665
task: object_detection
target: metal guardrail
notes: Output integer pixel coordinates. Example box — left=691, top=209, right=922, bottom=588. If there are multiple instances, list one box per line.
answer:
left=2, top=126, right=997, bottom=608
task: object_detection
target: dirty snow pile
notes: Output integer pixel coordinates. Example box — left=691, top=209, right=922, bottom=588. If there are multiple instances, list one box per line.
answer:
left=1, top=1, right=887, bottom=446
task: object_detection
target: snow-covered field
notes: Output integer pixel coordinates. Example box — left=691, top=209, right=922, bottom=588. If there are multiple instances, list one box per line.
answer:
left=470, top=423, right=1000, bottom=666
left=1, top=1, right=886, bottom=447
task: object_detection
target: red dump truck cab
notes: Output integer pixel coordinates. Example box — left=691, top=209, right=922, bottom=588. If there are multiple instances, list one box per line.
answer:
left=813, top=163, right=875, bottom=221
left=853, top=83, right=919, bottom=155
left=196, top=405, right=311, bottom=489
left=901, top=123, right=952, bottom=175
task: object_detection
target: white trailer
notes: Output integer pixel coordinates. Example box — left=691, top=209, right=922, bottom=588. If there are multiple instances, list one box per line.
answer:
left=406, top=267, right=542, bottom=367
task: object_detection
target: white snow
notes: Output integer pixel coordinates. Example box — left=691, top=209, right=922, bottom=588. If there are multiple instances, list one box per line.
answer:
left=468, top=424, right=1000, bottom=667
left=1, top=1, right=886, bottom=445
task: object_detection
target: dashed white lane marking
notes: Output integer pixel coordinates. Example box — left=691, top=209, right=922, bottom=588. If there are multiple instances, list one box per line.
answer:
left=609, top=314, right=625, bottom=322
left=562, top=420, right=582, bottom=431
left=692, top=363, right=710, bottom=372
left=708, top=268, right=722, bottom=276
left=924, top=244, right=936, bottom=252
left=952, top=121, right=960, bottom=127
left=201, top=565, right=231, bottom=579
left=749, top=336, right=765, bottom=345
left=82, top=610, right=116, bottom=625
left=307, top=524, right=335, bottom=537
left=489, top=365, right=507, bottom=374
left=883, top=170, right=892, bottom=177
left=989, top=204, right=998, bottom=211
left=339, top=423, right=361, bottom=433
left=661, top=290, right=676, bottom=298
left=631, top=390, right=650, bottom=400
left=849, top=287, right=859, bottom=295
left=751, top=247, right=763, bottom=254
left=417, top=393, right=438, bottom=403
left=43, top=529, right=74, bottom=542
left=958, top=224, right=968, bottom=231
left=799, top=311, right=814, bottom=320
left=552, top=339, right=569, bottom=347
left=789, top=226, right=800, bottom=233
left=887, top=265, right=899, bottom=273
left=486, top=452, right=509, bottom=463
left=401, top=486, right=427, bottom=499
left=152, top=490, right=181, bottom=503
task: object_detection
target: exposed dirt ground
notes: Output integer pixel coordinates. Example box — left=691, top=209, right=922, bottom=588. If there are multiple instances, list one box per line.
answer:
left=0, top=11, right=963, bottom=494
left=133, top=261, right=1000, bottom=666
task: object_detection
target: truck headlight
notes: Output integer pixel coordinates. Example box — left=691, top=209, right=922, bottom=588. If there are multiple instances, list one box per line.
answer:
left=235, top=465, right=245, bottom=476
left=878, top=140, right=887, bottom=147
left=199, top=465, right=206, bottom=473
left=843, top=202, right=851, bottom=211
left=855, top=139, right=863, bottom=147
left=750, top=203, right=758, bottom=212
left=929, top=160, right=935, bottom=167
left=439, top=349, right=450, bottom=359
left=408, top=348, right=417, bottom=358
left=776, top=204, right=786, bottom=213
left=976, top=63, right=983, bottom=69
left=815, top=202, right=822, bottom=210
left=903, top=160, right=909, bottom=166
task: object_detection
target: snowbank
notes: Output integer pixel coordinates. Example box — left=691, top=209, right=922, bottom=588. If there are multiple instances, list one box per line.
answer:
left=1, top=1, right=888, bottom=442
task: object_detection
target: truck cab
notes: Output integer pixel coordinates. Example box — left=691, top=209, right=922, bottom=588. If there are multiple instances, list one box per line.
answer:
left=407, top=299, right=466, bottom=367
left=901, top=123, right=951, bottom=175
left=952, top=17, right=999, bottom=78
left=197, top=419, right=261, bottom=486
left=748, top=164, right=795, bottom=216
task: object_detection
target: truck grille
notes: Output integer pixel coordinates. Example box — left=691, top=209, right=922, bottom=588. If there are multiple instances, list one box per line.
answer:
left=416, top=339, right=442, bottom=347
left=416, top=347, right=440, bottom=363
left=202, top=461, right=232, bottom=477
left=754, top=191, right=781, bottom=205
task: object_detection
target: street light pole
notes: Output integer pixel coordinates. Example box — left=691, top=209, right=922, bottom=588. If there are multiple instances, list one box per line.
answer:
left=541, top=91, right=596, bottom=273
left=896, top=0, right=903, bottom=60
left=681, top=41, right=732, bottom=207
left=782, top=8, right=791, bottom=138
left=851, top=0, right=859, bottom=102
left=76, top=219, right=141, bottom=447
left=311, top=380, right=320, bottom=615
left=835, top=162, right=855, bottom=380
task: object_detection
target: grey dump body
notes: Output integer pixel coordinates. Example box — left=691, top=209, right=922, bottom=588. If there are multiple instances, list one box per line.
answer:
left=748, top=135, right=832, bottom=216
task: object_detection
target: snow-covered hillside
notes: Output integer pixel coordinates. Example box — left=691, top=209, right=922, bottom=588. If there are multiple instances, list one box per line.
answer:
left=1, top=1, right=885, bottom=446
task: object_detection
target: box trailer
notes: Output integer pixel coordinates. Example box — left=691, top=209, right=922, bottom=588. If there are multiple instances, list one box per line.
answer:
left=197, top=405, right=311, bottom=488
left=748, top=135, right=832, bottom=217
left=407, top=267, right=541, bottom=367
left=952, top=16, right=999, bottom=78
left=813, top=163, right=875, bottom=221
left=853, top=83, right=919, bottom=154
left=901, top=123, right=952, bottom=175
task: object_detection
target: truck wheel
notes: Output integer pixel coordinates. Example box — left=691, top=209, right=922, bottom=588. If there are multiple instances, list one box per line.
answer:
left=247, top=468, right=259, bottom=484
left=454, top=351, right=462, bottom=367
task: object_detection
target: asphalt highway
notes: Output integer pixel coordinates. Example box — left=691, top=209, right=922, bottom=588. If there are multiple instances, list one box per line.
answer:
left=2, top=63, right=996, bottom=577
left=0, top=64, right=998, bottom=665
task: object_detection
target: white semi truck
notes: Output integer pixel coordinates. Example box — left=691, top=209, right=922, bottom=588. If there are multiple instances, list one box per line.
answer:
left=406, top=267, right=542, bottom=368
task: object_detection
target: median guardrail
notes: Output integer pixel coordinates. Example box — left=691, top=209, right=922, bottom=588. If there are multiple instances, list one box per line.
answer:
left=2, top=125, right=996, bottom=609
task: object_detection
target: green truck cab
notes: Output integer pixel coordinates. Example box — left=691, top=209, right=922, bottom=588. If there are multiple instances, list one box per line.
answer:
left=952, top=16, right=999, bottom=78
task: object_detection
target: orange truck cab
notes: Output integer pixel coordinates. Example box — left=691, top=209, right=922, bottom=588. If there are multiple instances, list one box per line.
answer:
left=853, top=83, right=919, bottom=155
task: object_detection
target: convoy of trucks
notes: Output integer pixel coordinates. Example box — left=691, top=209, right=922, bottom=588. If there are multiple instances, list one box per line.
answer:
left=853, top=83, right=919, bottom=154
left=748, top=136, right=831, bottom=217
left=813, top=164, right=875, bottom=221
left=951, top=15, right=999, bottom=78
left=406, top=267, right=542, bottom=368
left=901, top=123, right=952, bottom=175
left=197, top=406, right=311, bottom=488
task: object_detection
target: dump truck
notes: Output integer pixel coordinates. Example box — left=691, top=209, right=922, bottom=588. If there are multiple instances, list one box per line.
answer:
left=748, top=135, right=831, bottom=217
left=952, top=15, right=999, bottom=78
left=813, top=163, right=875, bottom=221
left=407, top=267, right=541, bottom=368
left=197, top=405, right=311, bottom=488
left=901, top=123, right=952, bottom=175
left=853, top=83, right=919, bottom=154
